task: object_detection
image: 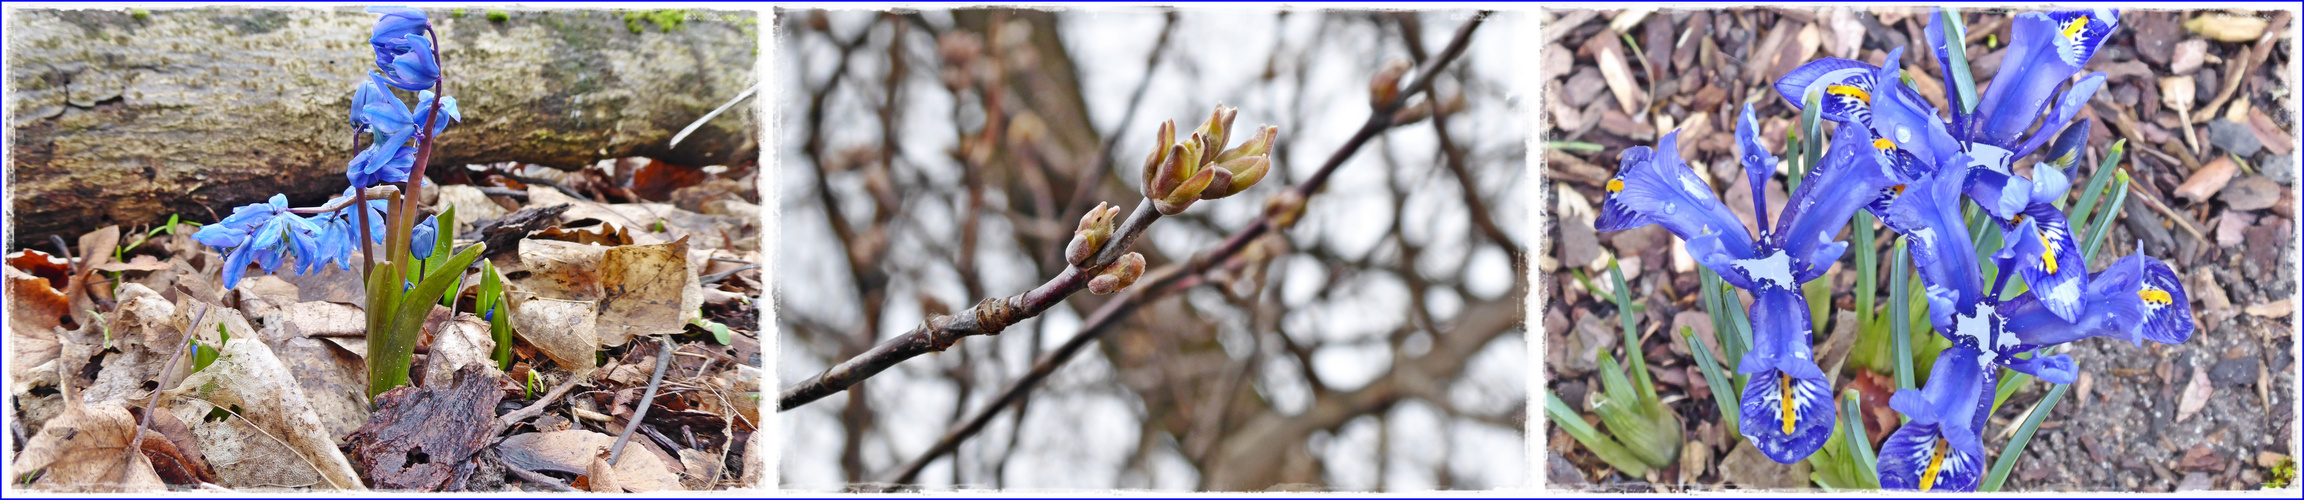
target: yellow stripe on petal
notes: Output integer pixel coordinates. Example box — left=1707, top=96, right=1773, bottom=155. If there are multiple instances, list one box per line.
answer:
left=2039, top=229, right=2059, bottom=274
left=2063, top=16, right=2089, bottom=40
left=1920, top=437, right=1950, bottom=491
left=1873, top=138, right=1896, bottom=151
left=1607, top=178, right=1624, bottom=193
left=2140, top=288, right=2172, bottom=305
left=1826, top=84, right=1871, bottom=104
left=1779, top=373, right=1797, bottom=434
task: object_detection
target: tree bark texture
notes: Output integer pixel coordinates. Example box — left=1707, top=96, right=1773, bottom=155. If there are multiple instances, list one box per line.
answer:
left=6, top=8, right=758, bottom=247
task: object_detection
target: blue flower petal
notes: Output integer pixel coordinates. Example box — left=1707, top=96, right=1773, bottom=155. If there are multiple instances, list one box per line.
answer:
left=2004, top=254, right=2147, bottom=348
left=2135, top=254, right=2194, bottom=344
left=2013, top=73, right=2107, bottom=160
left=2004, top=204, right=2089, bottom=323
left=410, top=215, right=441, bottom=260
left=1877, top=421, right=1987, bottom=492
left=1880, top=167, right=1987, bottom=328
left=1774, top=57, right=1878, bottom=125
left=1730, top=287, right=1835, bottom=464
left=380, top=34, right=441, bottom=91
left=2001, top=352, right=2078, bottom=384
left=1594, top=132, right=1760, bottom=283
left=1772, top=119, right=1902, bottom=283
left=1972, top=11, right=2115, bottom=151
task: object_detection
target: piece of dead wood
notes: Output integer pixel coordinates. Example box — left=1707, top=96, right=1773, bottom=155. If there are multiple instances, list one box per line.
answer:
left=344, top=365, right=505, bottom=491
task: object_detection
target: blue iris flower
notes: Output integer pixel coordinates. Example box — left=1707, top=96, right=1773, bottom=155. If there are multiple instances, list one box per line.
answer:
left=368, top=6, right=440, bottom=91
left=191, top=194, right=325, bottom=289
left=1877, top=344, right=1994, bottom=492
left=1935, top=9, right=2117, bottom=169
left=1597, top=104, right=1908, bottom=464
left=1871, top=164, right=2193, bottom=491
left=1784, top=11, right=2113, bottom=324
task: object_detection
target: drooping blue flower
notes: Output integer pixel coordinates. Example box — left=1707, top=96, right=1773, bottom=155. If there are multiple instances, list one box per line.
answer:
left=1877, top=345, right=1995, bottom=492
left=191, top=195, right=324, bottom=289
left=346, top=77, right=461, bottom=188
left=306, top=187, right=390, bottom=272
left=366, top=6, right=430, bottom=47
left=368, top=6, right=440, bottom=91
left=1597, top=104, right=1908, bottom=463
left=410, top=214, right=441, bottom=260
left=1776, top=48, right=1962, bottom=182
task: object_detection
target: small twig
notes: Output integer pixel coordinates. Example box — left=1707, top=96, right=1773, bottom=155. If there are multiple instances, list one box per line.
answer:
left=2125, top=180, right=2208, bottom=244
left=475, top=186, right=531, bottom=200
left=608, top=335, right=674, bottom=465
left=505, top=463, right=581, bottom=492
left=495, top=368, right=592, bottom=430
left=699, top=263, right=761, bottom=285
left=670, top=84, right=758, bottom=148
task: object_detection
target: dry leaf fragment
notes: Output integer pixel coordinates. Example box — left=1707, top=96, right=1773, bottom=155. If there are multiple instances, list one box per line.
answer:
left=12, top=402, right=168, bottom=492
left=497, top=430, right=684, bottom=492
left=2185, top=13, right=2270, bottom=42
left=1595, top=46, right=1645, bottom=116
left=2176, top=364, right=2212, bottom=422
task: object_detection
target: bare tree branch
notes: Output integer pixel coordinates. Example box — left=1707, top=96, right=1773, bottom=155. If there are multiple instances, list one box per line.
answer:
left=865, top=12, right=1495, bottom=487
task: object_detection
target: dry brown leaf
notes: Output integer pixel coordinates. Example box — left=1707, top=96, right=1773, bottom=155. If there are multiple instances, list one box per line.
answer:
left=260, top=308, right=371, bottom=441
left=421, top=316, right=502, bottom=388
left=508, top=292, right=600, bottom=371
left=496, top=430, right=684, bottom=492
left=1595, top=45, right=1645, bottom=116
left=12, top=402, right=167, bottom=492
left=2176, top=364, right=2212, bottom=422
left=509, top=239, right=610, bottom=302
left=343, top=365, right=501, bottom=491
left=6, top=264, right=73, bottom=341
left=535, top=223, right=636, bottom=246
left=93, top=254, right=172, bottom=273
left=586, top=451, right=623, bottom=493
left=172, top=337, right=365, bottom=489
left=71, top=226, right=122, bottom=323
left=595, top=237, right=703, bottom=347
left=2185, top=13, right=2270, bottom=42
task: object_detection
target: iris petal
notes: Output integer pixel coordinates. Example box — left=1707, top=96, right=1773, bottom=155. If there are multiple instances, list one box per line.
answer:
left=2004, top=254, right=2147, bottom=348
left=2135, top=254, right=2194, bottom=344
left=1594, top=132, right=1760, bottom=283
left=1730, top=287, right=1835, bottom=464
left=1880, top=167, right=1986, bottom=327
left=1772, top=119, right=1902, bottom=283
left=1775, top=58, right=1878, bottom=125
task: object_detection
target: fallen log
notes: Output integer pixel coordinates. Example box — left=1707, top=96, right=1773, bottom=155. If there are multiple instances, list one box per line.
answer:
left=5, top=8, right=758, bottom=247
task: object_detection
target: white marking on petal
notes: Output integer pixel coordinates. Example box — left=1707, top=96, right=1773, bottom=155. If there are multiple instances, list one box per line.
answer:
left=1733, top=250, right=1798, bottom=289
left=1967, top=144, right=2014, bottom=174
left=1680, top=175, right=1714, bottom=200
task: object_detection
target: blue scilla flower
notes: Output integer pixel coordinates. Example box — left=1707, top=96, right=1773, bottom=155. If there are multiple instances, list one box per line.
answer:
left=348, top=77, right=461, bottom=187
left=1596, top=104, right=1908, bottom=464
left=191, top=195, right=324, bottom=289
left=410, top=214, right=441, bottom=260
left=367, top=7, right=439, bottom=91
left=307, top=187, right=390, bottom=271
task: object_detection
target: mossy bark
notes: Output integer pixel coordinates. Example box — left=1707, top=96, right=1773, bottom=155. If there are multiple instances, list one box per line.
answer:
left=6, top=8, right=757, bottom=247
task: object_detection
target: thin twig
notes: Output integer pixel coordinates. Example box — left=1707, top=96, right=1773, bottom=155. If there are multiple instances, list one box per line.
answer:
left=2125, top=179, right=2208, bottom=244
left=607, top=335, right=675, bottom=465
left=779, top=197, right=1165, bottom=409
left=124, top=298, right=211, bottom=474
left=874, top=12, right=1492, bottom=486
left=495, top=368, right=592, bottom=430
left=505, top=463, right=581, bottom=492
